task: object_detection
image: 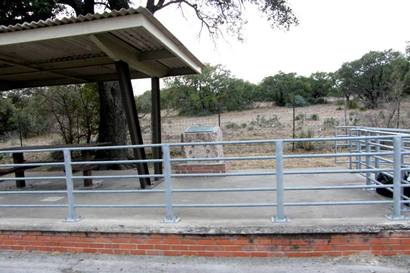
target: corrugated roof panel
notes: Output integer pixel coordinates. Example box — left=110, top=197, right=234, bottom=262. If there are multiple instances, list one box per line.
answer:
left=0, top=8, right=141, bottom=33
left=159, top=58, right=186, bottom=69
left=114, top=29, right=163, bottom=51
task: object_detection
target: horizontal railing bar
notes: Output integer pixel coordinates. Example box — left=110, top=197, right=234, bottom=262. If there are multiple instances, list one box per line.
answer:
left=0, top=162, right=64, bottom=167
left=172, top=172, right=276, bottom=177
left=0, top=204, right=67, bottom=208
left=0, top=176, right=66, bottom=181
left=171, top=155, right=276, bottom=162
left=172, top=187, right=276, bottom=193
left=284, top=151, right=393, bottom=159
left=72, top=174, right=164, bottom=179
left=283, top=200, right=393, bottom=206
left=75, top=204, right=164, bottom=208
left=283, top=168, right=393, bottom=175
left=172, top=203, right=277, bottom=208
left=170, top=168, right=394, bottom=178
left=71, top=159, right=163, bottom=165
left=0, top=136, right=400, bottom=155
left=73, top=189, right=164, bottom=193
left=0, top=190, right=66, bottom=194
left=284, top=184, right=397, bottom=191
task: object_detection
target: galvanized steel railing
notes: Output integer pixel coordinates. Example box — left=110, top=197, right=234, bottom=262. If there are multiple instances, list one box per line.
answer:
left=0, top=129, right=409, bottom=223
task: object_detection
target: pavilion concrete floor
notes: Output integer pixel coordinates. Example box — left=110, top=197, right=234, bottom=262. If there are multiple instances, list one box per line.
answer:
left=0, top=168, right=408, bottom=232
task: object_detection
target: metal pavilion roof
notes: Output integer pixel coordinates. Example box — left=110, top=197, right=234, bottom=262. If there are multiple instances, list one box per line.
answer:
left=0, top=7, right=204, bottom=91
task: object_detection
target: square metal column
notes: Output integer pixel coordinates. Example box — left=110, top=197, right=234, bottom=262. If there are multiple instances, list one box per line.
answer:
left=151, top=77, right=162, bottom=179
left=115, top=61, right=151, bottom=188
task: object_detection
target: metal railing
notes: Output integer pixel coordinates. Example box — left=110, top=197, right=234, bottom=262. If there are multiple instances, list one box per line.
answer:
left=0, top=129, right=409, bottom=223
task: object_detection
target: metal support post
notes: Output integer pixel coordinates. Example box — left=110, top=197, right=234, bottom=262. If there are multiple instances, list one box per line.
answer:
left=115, top=61, right=151, bottom=188
left=348, top=129, right=353, bottom=169
left=375, top=136, right=380, bottom=178
left=365, top=135, right=372, bottom=187
left=356, top=139, right=362, bottom=170
left=151, top=77, right=162, bottom=180
left=162, top=144, right=180, bottom=223
left=334, top=127, right=338, bottom=164
left=63, top=149, right=79, bottom=222
left=388, top=135, right=404, bottom=220
left=12, top=152, right=26, bottom=188
left=273, top=140, right=288, bottom=223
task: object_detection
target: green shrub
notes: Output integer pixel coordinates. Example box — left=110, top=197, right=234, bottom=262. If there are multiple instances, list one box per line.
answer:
left=225, top=122, right=241, bottom=130
left=347, top=100, right=359, bottom=109
left=335, top=100, right=345, bottom=106
left=309, top=114, right=319, bottom=121
left=295, top=129, right=316, bottom=151
left=241, top=123, right=247, bottom=128
left=323, top=117, right=339, bottom=129
left=336, top=106, right=343, bottom=111
left=295, top=113, right=305, bottom=121
left=253, top=114, right=282, bottom=128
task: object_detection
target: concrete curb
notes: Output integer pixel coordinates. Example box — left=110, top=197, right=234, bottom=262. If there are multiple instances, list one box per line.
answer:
left=0, top=218, right=409, bottom=235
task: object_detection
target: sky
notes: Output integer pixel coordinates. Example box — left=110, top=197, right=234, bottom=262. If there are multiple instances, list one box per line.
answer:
left=131, top=0, right=410, bottom=94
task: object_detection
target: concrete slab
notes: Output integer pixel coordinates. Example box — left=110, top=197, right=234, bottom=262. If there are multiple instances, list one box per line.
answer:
left=0, top=251, right=409, bottom=273
left=0, top=168, right=408, bottom=234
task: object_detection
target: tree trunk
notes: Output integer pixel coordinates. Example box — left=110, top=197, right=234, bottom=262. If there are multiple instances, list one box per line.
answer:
left=96, top=81, right=129, bottom=167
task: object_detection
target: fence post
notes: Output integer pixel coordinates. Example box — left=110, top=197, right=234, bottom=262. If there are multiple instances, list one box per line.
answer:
left=348, top=128, right=353, bottom=169
left=334, top=127, right=338, bottom=164
left=162, top=144, right=180, bottom=223
left=388, top=135, right=404, bottom=220
left=63, top=149, right=79, bottom=222
left=356, top=131, right=361, bottom=170
left=375, top=135, right=380, bottom=178
left=365, top=133, right=371, bottom=186
left=273, top=140, right=288, bottom=223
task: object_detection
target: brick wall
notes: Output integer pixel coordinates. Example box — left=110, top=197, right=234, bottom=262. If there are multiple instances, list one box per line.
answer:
left=0, top=231, right=409, bottom=257
left=174, top=163, right=228, bottom=174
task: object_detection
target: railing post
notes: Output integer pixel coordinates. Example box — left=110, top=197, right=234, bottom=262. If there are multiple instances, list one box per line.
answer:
left=162, top=144, right=180, bottom=223
left=63, top=149, right=79, bottom=222
left=348, top=128, right=353, bottom=169
left=365, top=133, right=372, bottom=186
left=334, top=127, right=338, bottom=164
left=388, top=135, right=404, bottom=220
left=375, top=135, right=380, bottom=178
left=273, top=140, right=288, bottom=223
left=356, top=131, right=361, bottom=170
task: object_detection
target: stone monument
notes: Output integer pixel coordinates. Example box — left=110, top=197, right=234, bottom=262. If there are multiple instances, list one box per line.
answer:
left=174, top=125, right=228, bottom=174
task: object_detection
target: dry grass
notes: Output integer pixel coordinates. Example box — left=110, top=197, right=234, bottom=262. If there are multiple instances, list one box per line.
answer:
left=2, top=99, right=409, bottom=169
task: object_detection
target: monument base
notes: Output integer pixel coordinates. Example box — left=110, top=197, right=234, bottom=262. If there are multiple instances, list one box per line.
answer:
left=174, top=163, right=228, bottom=174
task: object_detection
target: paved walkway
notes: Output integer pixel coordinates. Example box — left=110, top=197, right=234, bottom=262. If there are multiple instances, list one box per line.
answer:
left=0, top=251, right=408, bottom=273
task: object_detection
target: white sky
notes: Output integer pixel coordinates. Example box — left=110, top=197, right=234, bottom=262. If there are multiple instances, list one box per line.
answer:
left=131, top=0, right=410, bottom=94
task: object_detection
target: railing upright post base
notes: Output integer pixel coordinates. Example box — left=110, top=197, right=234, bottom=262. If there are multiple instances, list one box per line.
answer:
left=272, top=216, right=288, bottom=223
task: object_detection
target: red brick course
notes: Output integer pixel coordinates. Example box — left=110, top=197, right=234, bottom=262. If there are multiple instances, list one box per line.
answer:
left=174, top=163, right=228, bottom=174
left=0, top=231, right=409, bottom=257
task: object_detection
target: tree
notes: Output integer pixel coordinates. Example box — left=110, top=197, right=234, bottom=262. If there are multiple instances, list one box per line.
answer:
left=336, top=50, right=401, bottom=109
left=387, top=55, right=410, bottom=127
left=41, top=84, right=99, bottom=144
left=259, top=72, right=308, bottom=106
left=0, top=96, right=17, bottom=138
left=307, top=72, right=334, bottom=104
left=164, top=64, right=233, bottom=115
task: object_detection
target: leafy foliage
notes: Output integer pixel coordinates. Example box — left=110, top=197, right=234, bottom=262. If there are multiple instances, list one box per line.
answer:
left=41, top=84, right=99, bottom=144
left=162, top=64, right=256, bottom=115
left=335, top=50, right=406, bottom=108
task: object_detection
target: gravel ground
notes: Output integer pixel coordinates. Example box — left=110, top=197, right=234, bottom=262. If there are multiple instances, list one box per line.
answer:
left=0, top=251, right=409, bottom=273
